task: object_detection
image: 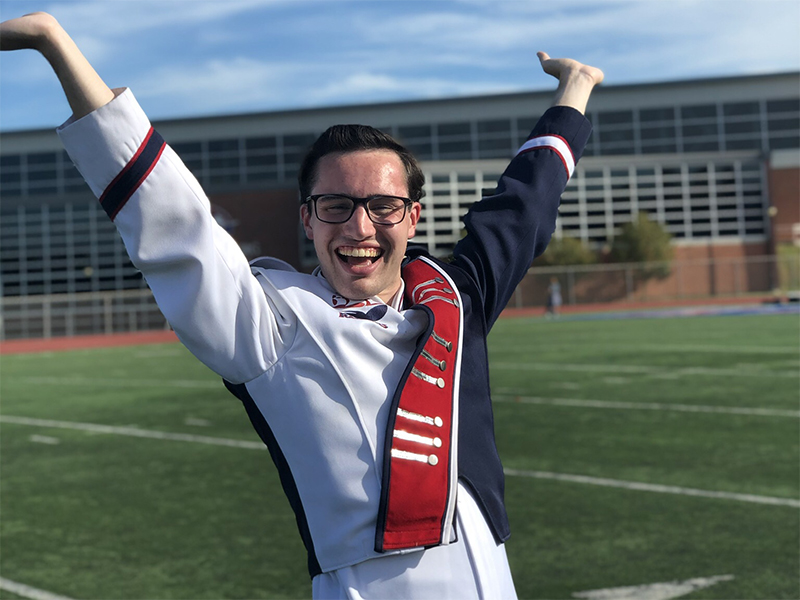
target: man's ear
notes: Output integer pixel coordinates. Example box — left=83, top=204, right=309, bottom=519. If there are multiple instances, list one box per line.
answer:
left=300, top=203, right=314, bottom=240
left=406, top=201, right=422, bottom=239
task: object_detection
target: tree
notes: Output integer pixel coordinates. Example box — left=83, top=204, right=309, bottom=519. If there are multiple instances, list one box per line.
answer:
left=536, top=235, right=597, bottom=266
left=608, top=213, right=673, bottom=279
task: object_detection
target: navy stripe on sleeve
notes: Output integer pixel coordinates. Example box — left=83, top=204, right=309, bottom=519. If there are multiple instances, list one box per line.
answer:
left=99, top=127, right=166, bottom=221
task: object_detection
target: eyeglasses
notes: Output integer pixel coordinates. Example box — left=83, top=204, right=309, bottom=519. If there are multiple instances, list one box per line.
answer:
left=306, top=194, right=413, bottom=225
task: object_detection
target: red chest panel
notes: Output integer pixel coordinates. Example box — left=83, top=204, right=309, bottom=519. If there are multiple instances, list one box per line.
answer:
left=376, top=257, right=463, bottom=551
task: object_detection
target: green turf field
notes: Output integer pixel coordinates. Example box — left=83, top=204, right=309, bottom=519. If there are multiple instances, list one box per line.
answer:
left=1, top=313, right=798, bottom=599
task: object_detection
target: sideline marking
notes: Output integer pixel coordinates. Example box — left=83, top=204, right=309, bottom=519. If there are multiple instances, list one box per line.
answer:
left=0, top=577, right=75, bottom=600
left=493, top=361, right=799, bottom=378
left=505, top=468, right=800, bottom=508
left=493, top=394, right=800, bottom=418
left=2, top=415, right=797, bottom=509
left=0, top=330, right=178, bottom=355
left=573, top=574, right=735, bottom=600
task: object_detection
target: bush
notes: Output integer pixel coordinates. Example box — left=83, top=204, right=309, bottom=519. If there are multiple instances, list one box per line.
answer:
left=536, top=235, right=597, bottom=266
left=776, top=243, right=800, bottom=291
left=608, top=213, right=673, bottom=279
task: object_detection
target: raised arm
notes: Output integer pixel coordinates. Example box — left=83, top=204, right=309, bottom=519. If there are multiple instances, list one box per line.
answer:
left=537, top=51, right=604, bottom=115
left=2, top=12, right=287, bottom=383
left=0, top=12, right=114, bottom=120
left=451, top=52, right=600, bottom=328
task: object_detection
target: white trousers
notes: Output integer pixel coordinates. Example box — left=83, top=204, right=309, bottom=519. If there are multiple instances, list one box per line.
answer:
left=312, top=483, right=517, bottom=599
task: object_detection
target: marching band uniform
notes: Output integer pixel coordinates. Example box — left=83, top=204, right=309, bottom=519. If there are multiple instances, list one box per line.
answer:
left=57, top=88, right=592, bottom=599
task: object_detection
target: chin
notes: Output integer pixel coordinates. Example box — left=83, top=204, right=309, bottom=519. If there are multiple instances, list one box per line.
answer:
left=340, top=281, right=379, bottom=301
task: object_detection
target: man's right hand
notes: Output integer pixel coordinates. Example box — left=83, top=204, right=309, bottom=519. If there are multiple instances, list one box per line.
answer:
left=537, top=51, right=604, bottom=116
left=0, top=12, right=60, bottom=52
left=0, top=11, right=115, bottom=121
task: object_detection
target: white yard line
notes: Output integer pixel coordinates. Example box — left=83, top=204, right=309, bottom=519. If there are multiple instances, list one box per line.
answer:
left=0, top=416, right=264, bottom=450
left=0, top=577, right=75, bottom=600
left=19, top=376, right=220, bottom=389
left=29, top=435, right=61, bottom=445
left=492, top=394, right=800, bottom=418
left=492, top=362, right=799, bottom=378
left=504, top=468, right=800, bottom=508
left=631, top=343, right=798, bottom=355
left=2, top=415, right=797, bottom=509
left=496, top=343, right=799, bottom=355
left=573, top=574, right=735, bottom=600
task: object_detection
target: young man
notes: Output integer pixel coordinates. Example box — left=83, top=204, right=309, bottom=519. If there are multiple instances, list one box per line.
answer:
left=1, top=12, right=603, bottom=598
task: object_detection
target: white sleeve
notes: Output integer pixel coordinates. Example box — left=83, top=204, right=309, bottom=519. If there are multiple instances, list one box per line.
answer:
left=57, top=88, right=291, bottom=384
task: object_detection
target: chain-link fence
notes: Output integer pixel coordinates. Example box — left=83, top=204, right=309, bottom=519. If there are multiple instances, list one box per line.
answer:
left=511, top=253, right=800, bottom=309
left=1, top=254, right=798, bottom=341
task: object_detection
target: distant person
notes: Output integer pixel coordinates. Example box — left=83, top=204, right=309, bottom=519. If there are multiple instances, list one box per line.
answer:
left=0, top=12, right=602, bottom=599
left=547, top=276, right=563, bottom=317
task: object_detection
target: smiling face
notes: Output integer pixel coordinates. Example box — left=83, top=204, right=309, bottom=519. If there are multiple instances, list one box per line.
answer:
left=300, top=150, right=421, bottom=303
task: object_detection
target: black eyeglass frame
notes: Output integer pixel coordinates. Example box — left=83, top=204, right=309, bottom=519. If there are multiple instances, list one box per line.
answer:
left=305, top=194, right=415, bottom=225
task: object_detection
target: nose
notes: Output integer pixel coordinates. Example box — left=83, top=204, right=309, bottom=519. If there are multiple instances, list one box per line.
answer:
left=344, top=204, right=376, bottom=238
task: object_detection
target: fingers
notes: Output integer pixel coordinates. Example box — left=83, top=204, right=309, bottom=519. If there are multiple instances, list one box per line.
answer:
left=537, top=51, right=560, bottom=79
left=537, top=51, right=604, bottom=86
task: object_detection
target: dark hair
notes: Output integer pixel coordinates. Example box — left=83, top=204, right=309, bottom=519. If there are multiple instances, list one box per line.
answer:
left=298, top=124, right=425, bottom=203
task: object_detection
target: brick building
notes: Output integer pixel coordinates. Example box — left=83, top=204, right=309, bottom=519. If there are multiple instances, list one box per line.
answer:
left=1, top=71, right=798, bottom=308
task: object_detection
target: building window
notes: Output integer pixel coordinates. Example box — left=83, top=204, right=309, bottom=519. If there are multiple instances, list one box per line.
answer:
left=282, top=133, right=318, bottom=181
left=171, top=141, right=204, bottom=178
left=766, top=98, right=800, bottom=148
left=639, top=107, right=677, bottom=154
left=597, top=110, right=635, bottom=155
left=436, top=122, right=472, bottom=160
left=61, top=150, right=88, bottom=194
left=0, top=154, right=22, bottom=197
left=397, top=124, right=433, bottom=160
left=208, top=138, right=241, bottom=186
left=245, top=136, right=279, bottom=182
left=1, top=201, right=144, bottom=297
left=26, top=152, right=59, bottom=195
left=680, top=104, right=720, bottom=152
left=476, top=119, right=513, bottom=159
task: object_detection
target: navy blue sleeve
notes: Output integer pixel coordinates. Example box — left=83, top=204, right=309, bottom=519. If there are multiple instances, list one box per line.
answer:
left=450, top=105, right=593, bottom=329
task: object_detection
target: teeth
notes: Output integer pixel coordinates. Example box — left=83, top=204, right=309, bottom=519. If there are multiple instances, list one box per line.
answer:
left=338, top=247, right=380, bottom=258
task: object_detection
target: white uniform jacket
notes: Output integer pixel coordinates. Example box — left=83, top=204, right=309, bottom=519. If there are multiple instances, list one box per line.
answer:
left=57, top=89, right=592, bottom=578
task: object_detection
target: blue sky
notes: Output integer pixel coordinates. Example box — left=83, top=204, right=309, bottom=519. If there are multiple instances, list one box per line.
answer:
left=0, top=0, right=798, bottom=132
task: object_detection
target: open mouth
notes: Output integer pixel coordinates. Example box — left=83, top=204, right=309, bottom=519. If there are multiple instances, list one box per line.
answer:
left=336, top=246, right=383, bottom=265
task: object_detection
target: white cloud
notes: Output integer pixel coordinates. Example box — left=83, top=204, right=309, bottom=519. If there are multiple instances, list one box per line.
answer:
left=306, top=72, right=516, bottom=105
left=0, top=0, right=797, bottom=130
left=125, top=56, right=518, bottom=119
left=349, top=0, right=799, bottom=83
left=132, top=56, right=297, bottom=110
left=42, top=0, right=290, bottom=36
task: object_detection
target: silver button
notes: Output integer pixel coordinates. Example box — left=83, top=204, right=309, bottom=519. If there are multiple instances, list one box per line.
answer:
left=428, top=454, right=439, bottom=466
left=436, top=378, right=445, bottom=389
left=433, top=437, right=442, bottom=448
left=434, top=416, right=443, bottom=427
